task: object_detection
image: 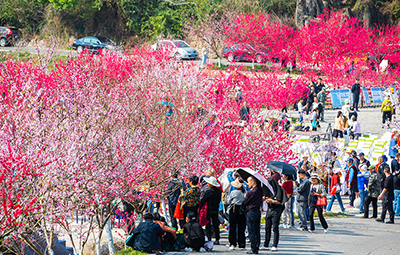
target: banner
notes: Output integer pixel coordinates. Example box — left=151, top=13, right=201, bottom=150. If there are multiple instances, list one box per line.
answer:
left=339, top=89, right=351, bottom=105
left=363, top=88, right=371, bottom=105
left=371, top=87, right=384, bottom=103
left=330, top=90, right=341, bottom=108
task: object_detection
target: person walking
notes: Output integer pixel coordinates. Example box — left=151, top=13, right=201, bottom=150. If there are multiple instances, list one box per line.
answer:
left=346, top=158, right=358, bottom=208
left=239, top=101, right=251, bottom=122
left=227, top=179, right=246, bottom=251
left=305, top=88, right=315, bottom=115
left=166, top=172, right=185, bottom=230
left=332, top=111, right=344, bottom=141
left=260, top=177, right=285, bottom=252
left=308, top=174, right=329, bottom=233
left=183, top=175, right=201, bottom=219
left=381, top=95, right=393, bottom=128
left=295, top=170, right=311, bottom=231
left=357, top=165, right=370, bottom=214
left=362, top=165, right=380, bottom=219
left=327, top=169, right=346, bottom=213
left=317, top=88, right=326, bottom=121
left=391, top=152, right=400, bottom=174
left=200, top=176, right=222, bottom=244
left=201, top=46, right=209, bottom=67
left=281, top=175, right=294, bottom=229
left=393, top=170, right=400, bottom=216
left=351, top=78, right=361, bottom=111
left=376, top=167, right=395, bottom=224
left=243, top=176, right=263, bottom=254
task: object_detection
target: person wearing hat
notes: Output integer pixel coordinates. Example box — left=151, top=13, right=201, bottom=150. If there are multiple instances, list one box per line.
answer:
left=358, top=152, right=370, bottom=168
left=200, top=176, right=222, bottom=244
left=362, top=165, right=380, bottom=219
left=381, top=95, right=393, bottom=128
left=351, top=78, right=361, bottom=111
left=357, top=165, right=370, bottom=214
left=327, top=168, right=346, bottom=213
left=226, top=178, right=246, bottom=250
left=308, top=174, right=329, bottom=233
left=345, top=158, right=358, bottom=208
left=299, top=154, right=311, bottom=170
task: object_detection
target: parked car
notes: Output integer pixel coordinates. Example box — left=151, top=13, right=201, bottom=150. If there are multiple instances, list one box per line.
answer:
left=0, top=27, right=22, bottom=47
left=151, top=40, right=198, bottom=60
left=72, top=36, right=116, bottom=53
left=222, top=44, right=272, bottom=63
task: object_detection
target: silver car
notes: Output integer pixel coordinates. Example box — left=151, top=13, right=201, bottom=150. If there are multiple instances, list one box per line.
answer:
left=151, top=40, right=198, bottom=60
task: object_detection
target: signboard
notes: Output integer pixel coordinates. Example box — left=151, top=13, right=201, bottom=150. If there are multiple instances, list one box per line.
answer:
left=371, top=87, right=384, bottom=103
left=330, top=90, right=341, bottom=108
left=339, top=89, right=351, bottom=105
left=363, top=88, right=371, bottom=105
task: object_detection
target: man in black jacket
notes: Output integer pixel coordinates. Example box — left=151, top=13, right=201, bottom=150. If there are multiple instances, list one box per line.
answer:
left=131, top=213, right=165, bottom=253
left=166, top=171, right=185, bottom=230
left=243, top=176, right=263, bottom=254
left=200, top=176, right=222, bottom=245
left=377, top=167, right=395, bottom=223
left=351, top=78, right=361, bottom=111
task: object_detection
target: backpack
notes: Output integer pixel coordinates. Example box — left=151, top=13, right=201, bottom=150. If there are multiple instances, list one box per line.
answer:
left=279, top=185, right=289, bottom=205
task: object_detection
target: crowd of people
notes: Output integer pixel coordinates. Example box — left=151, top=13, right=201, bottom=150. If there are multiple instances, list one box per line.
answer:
left=124, top=146, right=400, bottom=254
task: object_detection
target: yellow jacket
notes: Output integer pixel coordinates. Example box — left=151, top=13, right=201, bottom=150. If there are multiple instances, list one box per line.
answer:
left=381, top=99, right=393, bottom=112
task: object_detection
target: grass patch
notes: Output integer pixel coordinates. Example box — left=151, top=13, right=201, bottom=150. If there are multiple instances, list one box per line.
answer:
left=116, top=247, right=146, bottom=255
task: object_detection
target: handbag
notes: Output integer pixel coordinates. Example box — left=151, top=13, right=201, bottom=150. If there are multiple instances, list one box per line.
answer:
left=199, top=202, right=209, bottom=227
left=330, top=184, right=341, bottom=195
left=174, top=201, right=184, bottom=220
left=317, top=196, right=327, bottom=206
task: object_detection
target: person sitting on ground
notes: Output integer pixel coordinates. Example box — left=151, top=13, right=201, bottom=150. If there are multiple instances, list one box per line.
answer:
left=183, top=211, right=206, bottom=252
left=131, top=213, right=165, bottom=253
left=153, top=212, right=179, bottom=251
left=351, top=116, right=361, bottom=140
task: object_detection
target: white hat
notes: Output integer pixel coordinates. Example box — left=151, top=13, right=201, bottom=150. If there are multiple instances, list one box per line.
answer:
left=345, top=99, right=350, bottom=104
left=333, top=168, right=342, bottom=174
left=310, top=173, right=321, bottom=181
left=203, top=176, right=220, bottom=187
left=360, top=165, right=367, bottom=171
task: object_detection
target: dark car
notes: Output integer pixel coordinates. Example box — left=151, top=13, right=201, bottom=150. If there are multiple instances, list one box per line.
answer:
left=0, top=27, right=22, bottom=47
left=222, top=44, right=272, bottom=63
left=72, top=36, right=116, bottom=53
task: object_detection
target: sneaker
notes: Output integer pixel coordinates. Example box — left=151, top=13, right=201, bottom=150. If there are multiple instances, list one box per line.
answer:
left=226, top=244, right=230, bottom=248
left=376, top=218, right=384, bottom=223
left=308, top=230, right=316, bottom=233
left=287, top=225, right=292, bottom=229
left=214, top=240, right=220, bottom=245
left=279, top=225, right=285, bottom=228
left=240, top=248, right=246, bottom=251
left=259, top=245, right=270, bottom=250
left=386, top=221, right=395, bottom=224
left=184, top=248, right=193, bottom=252
left=199, top=247, right=206, bottom=252
left=347, top=205, right=354, bottom=208
left=246, top=251, right=258, bottom=254
left=326, top=210, right=332, bottom=213
left=324, top=228, right=329, bottom=234
left=229, top=245, right=236, bottom=251
left=297, top=227, right=307, bottom=231
left=271, top=246, right=278, bottom=252
left=341, top=210, right=349, bottom=213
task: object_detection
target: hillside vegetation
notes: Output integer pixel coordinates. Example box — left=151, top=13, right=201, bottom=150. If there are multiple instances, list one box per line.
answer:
left=0, top=0, right=399, bottom=47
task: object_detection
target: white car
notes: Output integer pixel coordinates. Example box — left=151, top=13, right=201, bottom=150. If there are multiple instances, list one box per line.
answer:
left=151, top=40, right=198, bottom=60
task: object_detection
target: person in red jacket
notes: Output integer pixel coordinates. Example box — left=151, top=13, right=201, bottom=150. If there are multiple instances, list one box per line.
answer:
left=327, top=169, right=346, bottom=213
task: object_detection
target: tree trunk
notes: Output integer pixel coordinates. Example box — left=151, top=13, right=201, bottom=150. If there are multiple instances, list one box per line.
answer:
left=106, top=219, right=116, bottom=255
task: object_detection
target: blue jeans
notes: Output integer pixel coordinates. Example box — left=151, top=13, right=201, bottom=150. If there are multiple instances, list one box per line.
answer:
left=359, top=190, right=366, bottom=213
left=394, top=190, right=400, bottom=216
left=327, top=193, right=345, bottom=212
left=202, top=55, right=207, bottom=66
left=247, top=210, right=261, bottom=253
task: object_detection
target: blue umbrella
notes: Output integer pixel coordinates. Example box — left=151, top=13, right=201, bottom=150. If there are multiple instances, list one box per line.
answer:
left=157, top=100, right=174, bottom=107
